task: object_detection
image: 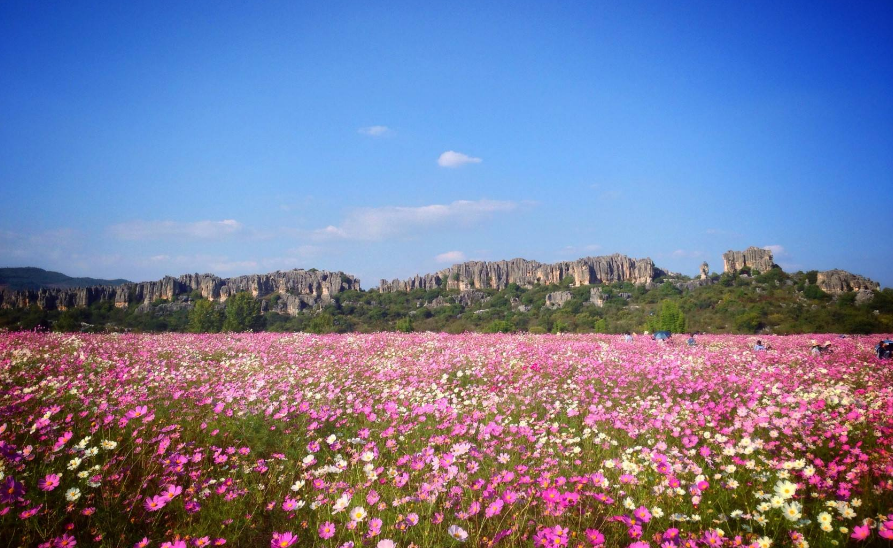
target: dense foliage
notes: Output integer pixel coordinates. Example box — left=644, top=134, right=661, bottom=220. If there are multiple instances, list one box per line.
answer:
left=1, top=332, right=891, bottom=547
left=1, top=270, right=891, bottom=334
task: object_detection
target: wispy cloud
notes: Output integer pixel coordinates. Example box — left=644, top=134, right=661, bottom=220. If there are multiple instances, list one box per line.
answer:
left=763, top=244, right=787, bottom=257
left=438, top=150, right=482, bottom=168
left=672, top=249, right=705, bottom=259
left=358, top=125, right=391, bottom=137
left=560, top=244, right=603, bottom=257
left=705, top=227, right=743, bottom=237
left=108, top=219, right=243, bottom=241
left=435, top=250, right=466, bottom=264
left=312, top=199, right=517, bottom=241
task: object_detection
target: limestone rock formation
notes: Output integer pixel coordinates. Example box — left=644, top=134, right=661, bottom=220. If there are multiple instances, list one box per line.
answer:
left=379, top=254, right=663, bottom=293
left=723, top=247, right=775, bottom=274
left=815, top=270, right=879, bottom=294
left=0, top=269, right=360, bottom=316
left=589, top=287, right=605, bottom=308
left=700, top=262, right=709, bottom=280
left=544, top=291, right=573, bottom=309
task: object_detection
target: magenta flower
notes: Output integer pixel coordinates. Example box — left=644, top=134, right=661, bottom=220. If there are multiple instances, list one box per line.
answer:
left=39, top=473, right=61, bottom=492
left=161, top=484, right=182, bottom=500
left=585, top=528, right=605, bottom=546
left=271, top=532, right=297, bottom=548
left=54, top=534, right=77, bottom=548
left=144, top=495, right=168, bottom=512
left=126, top=405, right=148, bottom=419
left=134, top=538, right=150, bottom=548
left=319, top=521, right=335, bottom=540
left=1, top=476, right=25, bottom=503
left=851, top=525, right=870, bottom=541
left=485, top=498, right=504, bottom=518
left=281, top=497, right=300, bottom=511
left=633, top=506, right=652, bottom=523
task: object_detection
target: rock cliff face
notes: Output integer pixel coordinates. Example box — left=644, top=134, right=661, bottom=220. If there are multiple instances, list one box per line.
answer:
left=544, top=291, right=573, bottom=309
left=379, top=254, right=663, bottom=293
left=0, top=269, right=360, bottom=315
left=815, top=270, right=879, bottom=294
left=723, top=247, right=775, bottom=274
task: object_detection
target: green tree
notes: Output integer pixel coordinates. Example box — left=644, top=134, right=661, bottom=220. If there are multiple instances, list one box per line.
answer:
left=484, top=319, right=514, bottom=333
left=593, top=318, right=608, bottom=333
left=188, top=299, right=224, bottom=333
left=649, top=300, right=686, bottom=333
left=307, top=313, right=335, bottom=334
left=395, top=317, right=414, bottom=333
left=222, top=292, right=262, bottom=332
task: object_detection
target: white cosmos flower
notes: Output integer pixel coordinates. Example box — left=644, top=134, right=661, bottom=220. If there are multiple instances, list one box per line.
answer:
left=774, top=480, right=797, bottom=500
left=448, top=524, right=469, bottom=541
left=65, top=488, right=81, bottom=501
left=782, top=501, right=802, bottom=521
left=350, top=506, right=367, bottom=521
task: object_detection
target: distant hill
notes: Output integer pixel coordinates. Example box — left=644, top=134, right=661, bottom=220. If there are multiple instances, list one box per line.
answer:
left=0, top=267, right=130, bottom=291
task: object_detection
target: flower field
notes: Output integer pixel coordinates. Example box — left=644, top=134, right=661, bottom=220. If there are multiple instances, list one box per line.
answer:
left=1, top=332, right=892, bottom=548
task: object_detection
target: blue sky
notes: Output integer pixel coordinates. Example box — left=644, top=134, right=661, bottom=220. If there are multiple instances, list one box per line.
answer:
left=2, top=1, right=891, bottom=288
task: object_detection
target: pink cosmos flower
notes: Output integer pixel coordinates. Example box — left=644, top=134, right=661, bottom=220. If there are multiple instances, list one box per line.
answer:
left=634, top=506, right=652, bottom=523
left=282, top=497, right=300, bottom=511
left=161, top=485, right=182, bottom=500
left=19, top=505, right=41, bottom=519
left=144, top=495, right=168, bottom=512
left=126, top=405, right=148, bottom=419
left=851, top=525, right=870, bottom=541
left=485, top=499, right=504, bottom=518
left=271, top=532, right=297, bottom=548
left=55, top=534, right=77, bottom=548
left=376, top=541, right=396, bottom=548
left=39, top=474, right=61, bottom=492
left=134, top=538, right=150, bottom=548
left=319, top=522, right=335, bottom=540
left=585, top=528, right=605, bottom=546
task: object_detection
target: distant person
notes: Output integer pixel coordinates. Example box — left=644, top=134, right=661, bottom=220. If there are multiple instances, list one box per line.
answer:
left=810, top=340, right=822, bottom=355
left=624, top=332, right=633, bottom=343
left=876, top=341, right=891, bottom=359
left=754, top=340, right=766, bottom=351
left=687, top=333, right=696, bottom=347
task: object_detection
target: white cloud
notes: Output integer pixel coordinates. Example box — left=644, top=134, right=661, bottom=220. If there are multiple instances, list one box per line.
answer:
left=672, top=249, right=704, bottom=259
left=435, top=251, right=466, bottom=264
left=763, top=244, right=787, bottom=257
left=108, top=219, right=243, bottom=241
left=311, top=199, right=517, bottom=241
left=561, top=244, right=602, bottom=257
left=438, top=150, right=482, bottom=168
left=358, top=125, right=391, bottom=136
left=207, top=259, right=259, bottom=272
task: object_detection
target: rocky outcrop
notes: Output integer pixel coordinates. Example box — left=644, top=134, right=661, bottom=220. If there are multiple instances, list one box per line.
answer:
left=544, top=291, right=573, bottom=309
left=589, top=287, right=605, bottom=308
left=816, top=270, right=879, bottom=294
left=0, top=269, right=360, bottom=316
left=723, top=247, right=774, bottom=274
left=700, top=262, right=709, bottom=280
left=379, top=254, right=663, bottom=293
left=421, top=290, right=490, bottom=310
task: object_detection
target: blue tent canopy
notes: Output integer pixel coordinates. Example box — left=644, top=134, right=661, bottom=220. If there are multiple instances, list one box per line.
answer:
left=654, top=331, right=672, bottom=340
